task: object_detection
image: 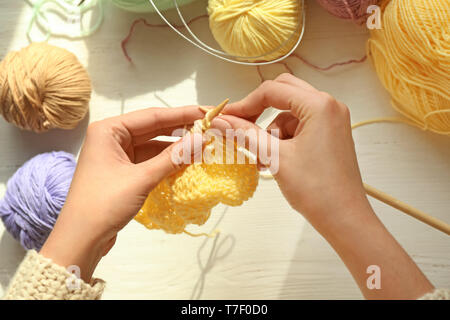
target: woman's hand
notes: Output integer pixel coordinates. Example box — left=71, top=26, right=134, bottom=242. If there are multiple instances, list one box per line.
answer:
left=211, top=74, right=434, bottom=299
left=211, top=73, right=368, bottom=231
left=40, top=106, right=204, bottom=281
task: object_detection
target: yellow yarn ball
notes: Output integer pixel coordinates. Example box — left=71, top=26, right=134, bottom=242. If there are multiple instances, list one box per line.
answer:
left=207, top=0, right=303, bottom=62
left=367, top=0, right=450, bottom=135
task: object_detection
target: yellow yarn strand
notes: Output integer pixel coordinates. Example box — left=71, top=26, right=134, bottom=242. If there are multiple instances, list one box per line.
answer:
left=367, top=0, right=450, bottom=136
left=183, top=229, right=219, bottom=238
left=207, top=0, right=303, bottom=62
left=260, top=116, right=434, bottom=182
left=135, top=100, right=259, bottom=234
left=351, top=117, right=418, bottom=130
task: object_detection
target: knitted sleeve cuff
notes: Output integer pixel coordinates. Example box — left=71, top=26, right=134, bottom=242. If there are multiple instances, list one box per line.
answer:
left=2, top=250, right=105, bottom=300
left=419, top=289, right=450, bottom=300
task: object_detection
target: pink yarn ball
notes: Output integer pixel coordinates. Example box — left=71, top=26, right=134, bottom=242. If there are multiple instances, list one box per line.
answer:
left=316, top=0, right=380, bottom=25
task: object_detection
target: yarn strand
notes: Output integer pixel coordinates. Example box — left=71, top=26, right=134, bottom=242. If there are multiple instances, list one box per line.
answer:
left=27, top=0, right=104, bottom=42
left=256, top=53, right=367, bottom=83
left=351, top=117, right=418, bottom=130
left=121, top=15, right=208, bottom=62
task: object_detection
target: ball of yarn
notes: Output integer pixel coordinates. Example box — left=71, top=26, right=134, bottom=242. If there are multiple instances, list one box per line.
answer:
left=0, top=43, right=91, bottom=133
left=367, top=0, right=450, bottom=135
left=316, top=0, right=380, bottom=25
left=0, top=152, right=76, bottom=250
left=111, top=0, right=199, bottom=13
left=207, top=0, right=303, bottom=62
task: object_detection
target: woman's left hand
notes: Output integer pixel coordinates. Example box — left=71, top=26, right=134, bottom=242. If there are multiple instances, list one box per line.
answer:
left=40, top=106, right=205, bottom=281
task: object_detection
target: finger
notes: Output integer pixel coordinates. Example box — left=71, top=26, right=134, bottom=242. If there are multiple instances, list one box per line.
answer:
left=137, top=133, right=204, bottom=186
left=133, top=140, right=172, bottom=164
left=116, top=106, right=205, bottom=139
left=222, top=80, right=319, bottom=120
left=274, top=73, right=318, bottom=92
left=210, top=115, right=281, bottom=173
left=266, top=112, right=299, bottom=140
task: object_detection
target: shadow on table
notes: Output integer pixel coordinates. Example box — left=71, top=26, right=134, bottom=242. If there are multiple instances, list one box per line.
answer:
left=82, top=0, right=273, bottom=113
left=83, top=0, right=209, bottom=101
left=0, top=1, right=26, bottom=57
left=0, top=113, right=89, bottom=188
left=190, top=207, right=236, bottom=300
left=0, top=231, right=26, bottom=291
left=277, top=223, right=362, bottom=300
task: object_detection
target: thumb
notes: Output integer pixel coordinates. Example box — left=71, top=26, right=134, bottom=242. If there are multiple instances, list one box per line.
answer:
left=138, top=132, right=204, bottom=187
left=210, top=115, right=281, bottom=175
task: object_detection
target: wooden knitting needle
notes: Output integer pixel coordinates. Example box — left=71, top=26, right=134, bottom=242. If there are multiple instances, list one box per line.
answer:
left=364, top=183, right=450, bottom=236
left=212, top=98, right=229, bottom=117
left=201, top=98, right=229, bottom=128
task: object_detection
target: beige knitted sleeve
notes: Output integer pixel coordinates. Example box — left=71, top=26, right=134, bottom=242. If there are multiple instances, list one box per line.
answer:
left=2, top=250, right=105, bottom=300
left=419, top=289, right=450, bottom=300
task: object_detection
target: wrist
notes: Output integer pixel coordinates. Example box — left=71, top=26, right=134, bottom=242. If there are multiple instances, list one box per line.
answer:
left=308, top=194, right=378, bottom=239
left=39, top=208, right=110, bottom=282
left=311, top=198, right=435, bottom=299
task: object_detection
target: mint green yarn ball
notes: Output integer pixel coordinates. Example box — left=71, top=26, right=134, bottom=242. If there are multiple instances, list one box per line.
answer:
left=111, top=0, right=199, bottom=13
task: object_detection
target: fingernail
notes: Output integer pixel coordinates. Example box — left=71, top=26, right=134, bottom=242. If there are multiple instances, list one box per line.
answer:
left=210, top=117, right=232, bottom=133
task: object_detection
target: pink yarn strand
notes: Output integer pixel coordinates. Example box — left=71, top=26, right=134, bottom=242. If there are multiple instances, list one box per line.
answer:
left=256, top=53, right=367, bottom=83
left=121, top=15, right=208, bottom=62
left=290, top=53, right=367, bottom=71
left=257, top=61, right=294, bottom=83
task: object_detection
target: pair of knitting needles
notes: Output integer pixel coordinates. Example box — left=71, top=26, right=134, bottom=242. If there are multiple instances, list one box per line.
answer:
left=204, top=100, right=450, bottom=236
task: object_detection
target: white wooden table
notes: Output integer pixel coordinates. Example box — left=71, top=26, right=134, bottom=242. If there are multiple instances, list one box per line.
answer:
left=0, top=0, right=449, bottom=299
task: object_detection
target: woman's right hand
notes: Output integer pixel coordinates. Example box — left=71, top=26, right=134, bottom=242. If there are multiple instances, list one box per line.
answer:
left=211, top=73, right=434, bottom=300
left=211, top=73, right=370, bottom=231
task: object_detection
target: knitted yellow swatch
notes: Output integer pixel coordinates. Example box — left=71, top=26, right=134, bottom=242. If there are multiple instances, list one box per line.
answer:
left=135, top=100, right=259, bottom=234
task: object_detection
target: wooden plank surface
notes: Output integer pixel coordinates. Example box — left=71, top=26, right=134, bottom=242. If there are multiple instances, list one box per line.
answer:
left=0, top=0, right=448, bottom=299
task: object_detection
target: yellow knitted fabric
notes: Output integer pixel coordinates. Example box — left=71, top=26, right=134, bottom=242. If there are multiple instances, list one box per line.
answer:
left=135, top=102, right=259, bottom=234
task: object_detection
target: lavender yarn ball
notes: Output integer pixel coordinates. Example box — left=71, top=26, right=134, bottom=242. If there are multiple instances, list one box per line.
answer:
left=316, top=0, right=380, bottom=25
left=0, top=151, right=76, bottom=250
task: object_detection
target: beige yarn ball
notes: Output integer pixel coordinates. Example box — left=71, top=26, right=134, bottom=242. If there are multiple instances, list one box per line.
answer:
left=0, top=43, right=91, bottom=133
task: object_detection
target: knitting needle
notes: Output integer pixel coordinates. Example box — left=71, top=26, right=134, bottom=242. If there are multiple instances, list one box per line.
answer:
left=206, top=99, right=229, bottom=119
left=199, top=99, right=228, bottom=116
left=364, top=183, right=450, bottom=236
left=201, top=98, right=229, bottom=128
